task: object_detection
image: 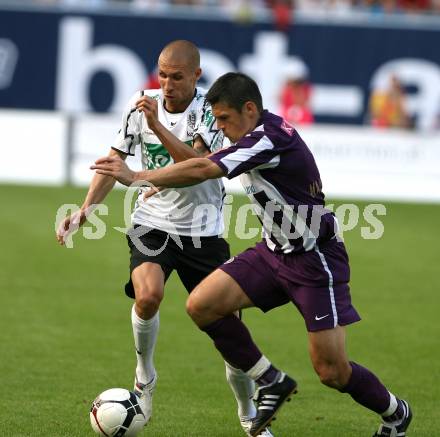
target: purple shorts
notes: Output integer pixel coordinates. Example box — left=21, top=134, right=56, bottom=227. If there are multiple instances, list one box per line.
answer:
left=220, top=240, right=361, bottom=332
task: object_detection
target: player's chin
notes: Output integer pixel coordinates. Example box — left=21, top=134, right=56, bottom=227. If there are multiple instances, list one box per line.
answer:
left=225, top=133, right=237, bottom=143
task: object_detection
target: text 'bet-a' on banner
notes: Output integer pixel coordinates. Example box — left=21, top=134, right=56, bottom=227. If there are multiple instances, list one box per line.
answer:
left=0, top=7, right=440, bottom=130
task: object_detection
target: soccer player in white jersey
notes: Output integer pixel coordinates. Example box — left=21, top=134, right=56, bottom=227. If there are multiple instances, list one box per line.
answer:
left=57, top=41, right=273, bottom=437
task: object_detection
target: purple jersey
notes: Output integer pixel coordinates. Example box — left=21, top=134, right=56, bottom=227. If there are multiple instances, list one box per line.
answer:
left=209, top=110, right=338, bottom=254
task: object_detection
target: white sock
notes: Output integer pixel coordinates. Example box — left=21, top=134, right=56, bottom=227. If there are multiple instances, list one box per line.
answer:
left=381, top=392, right=400, bottom=423
left=245, top=355, right=271, bottom=381
left=225, top=361, right=257, bottom=420
left=382, top=392, right=398, bottom=416
left=131, top=304, right=159, bottom=385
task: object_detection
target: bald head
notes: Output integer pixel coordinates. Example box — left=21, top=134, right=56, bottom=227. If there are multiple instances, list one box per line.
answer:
left=159, top=40, right=200, bottom=71
left=156, top=40, right=202, bottom=112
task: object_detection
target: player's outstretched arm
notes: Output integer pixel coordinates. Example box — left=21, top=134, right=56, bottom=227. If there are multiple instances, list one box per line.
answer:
left=91, top=155, right=225, bottom=189
left=56, top=148, right=126, bottom=246
left=81, top=148, right=127, bottom=209
left=136, top=95, right=208, bottom=162
left=137, top=156, right=225, bottom=187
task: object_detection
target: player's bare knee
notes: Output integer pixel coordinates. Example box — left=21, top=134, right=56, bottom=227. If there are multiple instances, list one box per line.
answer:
left=313, top=362, right=338, bottom=388
left=314, top=362, right=348, bottom=389
left=186, top=293, right=214, bottom=325
left=135, top=287, right=163, bottom=317
left=186, top=294, right=203, bottom=323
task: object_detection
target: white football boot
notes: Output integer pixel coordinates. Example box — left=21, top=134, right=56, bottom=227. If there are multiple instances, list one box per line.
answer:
left=240, top=418, right=274, bottom=437
left=133, top=373, right=157, bottom=423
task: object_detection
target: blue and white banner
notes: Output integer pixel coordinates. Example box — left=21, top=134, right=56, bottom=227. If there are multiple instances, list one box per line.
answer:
left=0, top=8, right=439, bottom=129
left=1, top=109, right=439, bottom=201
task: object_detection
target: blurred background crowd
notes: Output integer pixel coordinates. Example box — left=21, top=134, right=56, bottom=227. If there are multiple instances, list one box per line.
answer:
left=280, top=69, right=414, bottom=129
left=6, top=0, right=440, bottom=16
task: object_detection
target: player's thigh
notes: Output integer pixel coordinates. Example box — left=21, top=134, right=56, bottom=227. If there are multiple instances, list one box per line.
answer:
left=125, top=226, right=174, bottom=299
left=188, top=269, right=254, bottom=318
left=308, top=325, right=349, bottom=369
left=220, top=244, right=289, bottom=313
left=131, top=262, right=166, bottom=302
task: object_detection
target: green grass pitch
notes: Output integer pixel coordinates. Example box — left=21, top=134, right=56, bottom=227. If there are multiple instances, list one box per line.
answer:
left=0, top=184, right=439, bottom=436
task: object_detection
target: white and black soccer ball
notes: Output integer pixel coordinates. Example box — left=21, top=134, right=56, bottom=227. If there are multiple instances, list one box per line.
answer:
left=90, top=388, right=147, bottom=437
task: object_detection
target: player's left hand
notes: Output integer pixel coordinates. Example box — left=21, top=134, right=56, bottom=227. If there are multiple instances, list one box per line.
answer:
left=91, top=155, right=137, bottom=186
left=143, top=185, right=164, bottom=200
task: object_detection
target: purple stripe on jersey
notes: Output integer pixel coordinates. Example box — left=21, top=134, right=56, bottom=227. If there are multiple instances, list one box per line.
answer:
left=210, top=131, right=282, bottom=180
left=212, top=157, right=229, bottom=176
left=228, top=147, right=279, bottom=179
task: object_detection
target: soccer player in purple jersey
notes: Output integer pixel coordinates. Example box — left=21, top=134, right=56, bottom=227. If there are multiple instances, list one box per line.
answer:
left=91, top=72, right=413, bottom=437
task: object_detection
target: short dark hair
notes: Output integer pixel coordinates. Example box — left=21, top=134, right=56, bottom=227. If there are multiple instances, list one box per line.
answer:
left=206, top=72, right=263, bottom=113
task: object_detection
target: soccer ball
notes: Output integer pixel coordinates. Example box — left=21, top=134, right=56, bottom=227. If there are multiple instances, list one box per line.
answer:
left=90, top=388, right=147, bottom=437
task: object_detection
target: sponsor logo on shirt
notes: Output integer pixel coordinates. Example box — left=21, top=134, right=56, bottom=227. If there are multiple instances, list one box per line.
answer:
left=142, top=142, right=171, bottom=169
left=281, top=119, right=294, bottom=136
left=244, top=185, right=257, bottom=195
left=187, top=110, right=197, bottom=137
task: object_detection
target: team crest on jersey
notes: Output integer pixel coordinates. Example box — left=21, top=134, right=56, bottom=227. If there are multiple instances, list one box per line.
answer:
left=281, top=120, right=294, bottom=136
left=187, top=110, right=197, bottom=137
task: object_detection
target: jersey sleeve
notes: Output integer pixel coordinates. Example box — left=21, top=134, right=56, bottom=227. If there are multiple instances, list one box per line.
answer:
left=193, top=100, right=225, bottom=153
left=112, top=91, right=143, bottom=156
left=208, top=131, right=280, bottom=179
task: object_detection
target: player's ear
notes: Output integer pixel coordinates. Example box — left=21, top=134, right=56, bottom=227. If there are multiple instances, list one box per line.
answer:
left=244, top=101, right=257, bottom=115
left=195, top=67, right=202, bottom=81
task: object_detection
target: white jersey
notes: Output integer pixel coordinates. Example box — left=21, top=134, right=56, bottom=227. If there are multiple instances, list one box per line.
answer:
left=112, top=87, right=226, bottom=237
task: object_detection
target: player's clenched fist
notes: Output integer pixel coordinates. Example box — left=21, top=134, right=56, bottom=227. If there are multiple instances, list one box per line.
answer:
left=56, top=209, right=86, bottom=246
left=136, top=95, right=159, bottom=129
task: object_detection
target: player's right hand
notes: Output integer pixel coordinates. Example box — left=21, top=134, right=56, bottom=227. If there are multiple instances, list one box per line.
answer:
left=136, top=95, right=159, bottom=130
left=56, top=210, right=87, bottom=246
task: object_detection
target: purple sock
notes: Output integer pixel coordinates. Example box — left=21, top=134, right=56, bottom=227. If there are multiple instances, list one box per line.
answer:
left=201, top=314, right=263, bottom=371
left=340, top=362, right=391, bottom=414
